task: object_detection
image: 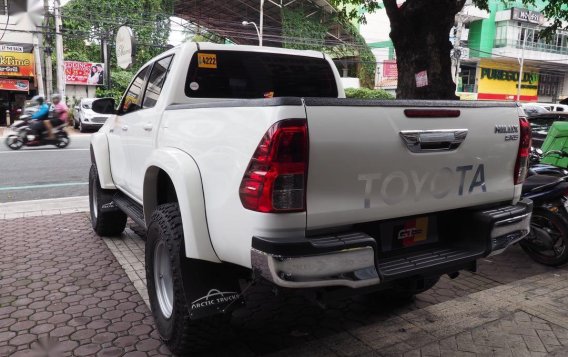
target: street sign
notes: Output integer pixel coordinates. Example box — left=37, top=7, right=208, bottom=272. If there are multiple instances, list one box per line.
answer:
left=116, top=26, right=135, bottom=70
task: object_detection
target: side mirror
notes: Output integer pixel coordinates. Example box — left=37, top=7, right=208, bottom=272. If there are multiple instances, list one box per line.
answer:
left=91, top=98, right=116, bottom=115
left=74, top=106, right=79, bottom=110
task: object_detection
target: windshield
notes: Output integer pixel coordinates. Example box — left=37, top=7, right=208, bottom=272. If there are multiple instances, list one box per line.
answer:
left=185, top=51, right=338, bottom=99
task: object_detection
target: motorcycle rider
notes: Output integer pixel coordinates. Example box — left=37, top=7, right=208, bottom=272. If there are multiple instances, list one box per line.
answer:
left=45, top=93, right=68, bottom=139
left=29, top=96, right=50, bottom=142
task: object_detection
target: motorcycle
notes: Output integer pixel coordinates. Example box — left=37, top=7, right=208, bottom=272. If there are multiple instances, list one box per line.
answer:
left=521, top=149, right=568, bottom=266
left=4, top=114, right=70, bottom=150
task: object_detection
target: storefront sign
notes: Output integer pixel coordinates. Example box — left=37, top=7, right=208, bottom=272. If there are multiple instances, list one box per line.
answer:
left=0, top=52, right=35, bottom=77
left=0, top=43, right=34, bottom=53
left=477, top=59, right=539, bottom=101
left=116, top=26, right=135, bottom=70
left=511, top=8, right=544, bottom=24
left=383, top=60, right=398, bottom=78
left=0, top=45, right=23, bottom=53
left=64, top=61, right=105, bottom=85
left=0, top=79, right=29, bottom=92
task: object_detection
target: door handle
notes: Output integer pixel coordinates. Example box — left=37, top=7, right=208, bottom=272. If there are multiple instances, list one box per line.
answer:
left=399, top=129, right=468, bottom=153
left=121, top=125, right=128, bottom=131
left=143, top=123, right=153, bottom=131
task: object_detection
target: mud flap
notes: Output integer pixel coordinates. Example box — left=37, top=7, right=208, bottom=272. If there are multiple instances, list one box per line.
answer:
left=99, top=200, right=120, bottom=213
left=180, top=258, right=245, bottom=320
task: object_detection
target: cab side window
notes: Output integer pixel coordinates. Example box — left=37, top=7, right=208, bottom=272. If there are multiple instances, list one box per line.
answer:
left=143, top=56, right=173, bottom=108
left=120, top=66, right=150, bottom=114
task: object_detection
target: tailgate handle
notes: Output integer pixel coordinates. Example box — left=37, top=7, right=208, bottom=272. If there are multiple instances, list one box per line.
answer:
left=400, top=129, right=468, bottom=153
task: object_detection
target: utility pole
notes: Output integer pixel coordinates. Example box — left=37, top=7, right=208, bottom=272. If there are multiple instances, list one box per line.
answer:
left=43, top=0, right=52, bottom=98
left=54, top=0, right=65, bottom=98
left=32, top=33, right=45, bottom=97
left=453, top=13, right=464, bottom=88
left=517, top=27, right=530, bottom=101
left=102, top=34, right=111, bottom=89
left=259, top=0, right=264, bottom=47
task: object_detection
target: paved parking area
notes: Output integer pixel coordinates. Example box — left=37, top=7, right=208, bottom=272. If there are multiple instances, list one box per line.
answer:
left=2, top=212, right=568, bottom=356
left=0, top=213, right=169, bottom=356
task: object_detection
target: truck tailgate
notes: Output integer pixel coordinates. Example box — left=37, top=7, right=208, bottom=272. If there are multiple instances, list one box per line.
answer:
left=303, top=99, right=521, bottom=230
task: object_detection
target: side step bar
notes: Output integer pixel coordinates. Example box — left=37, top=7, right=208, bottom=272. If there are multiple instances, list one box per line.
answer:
left=113, top=193, right=146, bottom=229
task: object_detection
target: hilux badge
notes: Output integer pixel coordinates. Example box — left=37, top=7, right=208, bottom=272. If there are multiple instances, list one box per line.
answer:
left=495, top=125, right=518, bottom=134
left=495, top=125, right=519, bottom=141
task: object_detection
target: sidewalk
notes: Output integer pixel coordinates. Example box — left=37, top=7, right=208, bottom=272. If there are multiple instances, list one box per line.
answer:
left=0, top=196, right=89, bottom=219
left=1, top=198, right=568, bottom=355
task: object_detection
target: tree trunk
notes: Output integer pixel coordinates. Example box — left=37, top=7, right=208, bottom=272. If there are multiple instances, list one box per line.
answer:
left=384, top=0, right=465, bottom=100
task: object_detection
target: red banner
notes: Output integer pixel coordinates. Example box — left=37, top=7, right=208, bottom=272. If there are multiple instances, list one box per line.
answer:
left=383, top=60, right=398, bottom=78
left=64, top=61, right=105, bottom=86
left=0, top=78, right=29, bottom=91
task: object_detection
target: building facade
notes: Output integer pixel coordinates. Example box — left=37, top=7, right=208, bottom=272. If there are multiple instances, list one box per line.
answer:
left=462, top=0, right=568, bottom=103
left=0, top=2, right=44, bottom=125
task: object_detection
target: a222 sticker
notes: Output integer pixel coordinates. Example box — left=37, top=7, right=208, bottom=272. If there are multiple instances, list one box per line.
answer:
left=198, top=53, right=217, bottom=69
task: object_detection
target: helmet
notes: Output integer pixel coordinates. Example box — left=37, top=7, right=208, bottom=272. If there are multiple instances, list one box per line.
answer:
left=51, top=93, right=62, bottom=101
left=31, top=95, right=44, bottom=104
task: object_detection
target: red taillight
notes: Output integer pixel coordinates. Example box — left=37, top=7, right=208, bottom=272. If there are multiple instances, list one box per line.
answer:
left=514, top=117, right=532, bottom=185
left=239, top=119, right=308, bottom=212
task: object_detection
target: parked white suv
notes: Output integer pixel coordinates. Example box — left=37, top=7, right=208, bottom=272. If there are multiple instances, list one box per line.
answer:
left=88, top=42, right=532, bottom=354
left=74, top=98, right=111, bottom=132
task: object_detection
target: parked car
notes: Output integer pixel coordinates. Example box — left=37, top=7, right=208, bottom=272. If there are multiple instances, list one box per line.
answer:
left=88, top=42, right=532, bottom=354
left=528, top=112, right=568, bottom=148
left=533, top=102, right=568, bottom=113
left=74, top=98, right=111, bottom=132
left=522, top=103, right=549, bottom=117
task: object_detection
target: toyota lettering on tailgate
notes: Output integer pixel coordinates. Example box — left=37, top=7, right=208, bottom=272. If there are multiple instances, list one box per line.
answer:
left=359, top=164, right=486, bottom=207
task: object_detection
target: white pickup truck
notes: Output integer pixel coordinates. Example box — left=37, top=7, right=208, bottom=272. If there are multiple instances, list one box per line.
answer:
left=89, top=42, right=532, bottom=354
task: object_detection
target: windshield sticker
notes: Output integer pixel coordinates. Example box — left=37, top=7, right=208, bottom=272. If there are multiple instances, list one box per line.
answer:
left=198, top=53, right=217, bottom=69
left=189, top=82, right=199, bottom=91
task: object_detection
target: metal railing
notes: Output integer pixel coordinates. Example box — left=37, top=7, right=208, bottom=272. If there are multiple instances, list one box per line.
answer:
left=494, top=39, right=568, bottom=55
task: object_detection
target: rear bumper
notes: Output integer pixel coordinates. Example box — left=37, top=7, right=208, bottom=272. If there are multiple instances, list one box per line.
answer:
left=251, top=199, right=532, bottom=289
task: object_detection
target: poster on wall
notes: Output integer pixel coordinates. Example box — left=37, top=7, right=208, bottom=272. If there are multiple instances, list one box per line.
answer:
left=64, top=61, right=105, bottom=85
left=0, top=79, right=29, bottom=91
left=382, top=60, right=398, bottom=78
left=0, top=52, right=35, bottom=77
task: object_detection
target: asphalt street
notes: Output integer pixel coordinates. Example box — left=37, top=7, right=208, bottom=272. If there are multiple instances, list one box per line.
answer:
left=0, top=134, right=91, bottom=202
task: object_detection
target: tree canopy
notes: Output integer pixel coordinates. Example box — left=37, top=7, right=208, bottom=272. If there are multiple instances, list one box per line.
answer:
left=60, top=0, right=174, bottom=101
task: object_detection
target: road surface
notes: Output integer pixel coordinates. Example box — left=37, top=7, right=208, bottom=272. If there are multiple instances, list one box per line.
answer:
left=0, top=134, right=91, bottom=202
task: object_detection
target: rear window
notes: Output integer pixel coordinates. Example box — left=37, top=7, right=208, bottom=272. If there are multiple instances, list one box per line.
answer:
left=185, top=50, right=338, bottom=99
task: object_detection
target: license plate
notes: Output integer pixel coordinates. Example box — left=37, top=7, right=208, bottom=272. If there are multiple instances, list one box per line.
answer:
left=380, top=216, right=438, bottom=251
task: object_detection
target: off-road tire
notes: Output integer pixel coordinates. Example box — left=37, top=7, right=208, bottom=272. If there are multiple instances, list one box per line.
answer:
left=89, top=164, right=127, bottom=236
left=146, top=203, right=226, bottom=355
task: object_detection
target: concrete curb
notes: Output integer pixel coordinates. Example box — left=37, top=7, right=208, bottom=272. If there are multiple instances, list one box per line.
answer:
left=0, top=195, right=89, bottom=219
